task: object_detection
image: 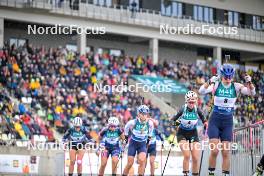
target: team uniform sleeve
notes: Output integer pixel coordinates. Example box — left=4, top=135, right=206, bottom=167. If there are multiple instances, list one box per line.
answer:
left=118, top=128, right=123, bottom=136
left=83, top=127, right=92, bottom=140
left=148, top=120, right=154, bottom=138
left=62, top=129, right=71, bottom=141
left=234, top=82, right=256, bottom=96
left=124, top=119, right=135, bottom=136
left=197, top=108, right=206, bottom=123
left=150, top=117, right=159, bottom=127
left=172, top=107, right=184, bottom=121
left=99, top=127, right=107, bottom=138
left=199, top=84, right=214, bottom=95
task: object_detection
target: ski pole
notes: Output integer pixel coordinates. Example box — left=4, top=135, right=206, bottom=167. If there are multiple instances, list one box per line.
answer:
left=113, top=144, right=126, bottom=173
left=162, top=133, right=176, bottom=176
left=87, top=149, right=93, bottom=176
left=199, top=126, right=207, bottom=176
left=161, top=143, right=163, bottom=175
left=97, top=154, right=99, bottom=175
left=120, top=151, right=123, bottom=175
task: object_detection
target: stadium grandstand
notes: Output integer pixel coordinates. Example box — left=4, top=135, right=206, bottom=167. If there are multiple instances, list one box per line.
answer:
left=0, top=0, right=263, bottom=175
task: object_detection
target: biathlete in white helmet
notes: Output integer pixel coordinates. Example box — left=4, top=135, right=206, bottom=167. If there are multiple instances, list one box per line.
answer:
left=96, top=116, right=125, bottom=176
left=171, top=91, right=207, bottom=176
left=63, top=117, right=92, bottom=176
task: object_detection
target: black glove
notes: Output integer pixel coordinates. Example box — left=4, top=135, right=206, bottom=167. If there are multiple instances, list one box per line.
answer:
left=124, top=135, right=129, bottom=144
left=169, top=141, right=175, bottom=147
left=147, top=136, right=151, bottom=145
left=171, top=120, right=181, bottom=127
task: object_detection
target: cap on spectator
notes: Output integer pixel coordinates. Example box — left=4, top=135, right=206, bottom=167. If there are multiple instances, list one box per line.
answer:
left=36, top=104, right=41, bottom=109
left=80, top=90, right=87, bottom=96
left=14, top=115, right=20, bottom=120
left=21, top=97, right=27, bottom=104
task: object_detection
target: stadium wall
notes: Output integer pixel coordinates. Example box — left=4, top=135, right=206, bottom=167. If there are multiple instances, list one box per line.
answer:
left=0, top=145, right=183, bottom=175
left=1, top=9, right=264, bottom=54
left=0, top=146, right=64, bottom=175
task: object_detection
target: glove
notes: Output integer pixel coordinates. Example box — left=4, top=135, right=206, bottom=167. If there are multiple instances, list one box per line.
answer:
left=169, top=141, right=175, bottom=147
left=124, top=135, right=129, bottom=144
left=147, top=136, right=151, bottom=145
left=121, top=145, right=125, bottom=153
left=85, top=138, right=94, bottom=144
left=171, top=120, right=181, bottom=127
left=62, top=139, right=69, bottom=150
left=203, top=121, right=208, bottom=130
left=209, top=75, right=219, bottom=84
left=96, top=148, right=100, bottom=156
left=96, top=143, right=106, bottom=156
left=245, top=75, right=252, bottom=83
left=62, top=138, right=68, bottom=144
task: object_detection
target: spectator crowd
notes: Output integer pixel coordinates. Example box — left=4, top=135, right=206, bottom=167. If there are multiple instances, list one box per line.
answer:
left=0, top=42, right=263, bottom=142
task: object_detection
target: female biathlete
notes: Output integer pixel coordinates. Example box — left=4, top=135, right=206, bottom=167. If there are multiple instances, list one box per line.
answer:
left=63, top=117, right=91, bottom=176
left=146, top=117, right=164, bottom=176
left=171, top=91, right=207, bottom=176
left=123, top=105, right=154, bottom=176
left=199, top=64, right=256, bottom=176
left=96, top=116, right=125, bottom=176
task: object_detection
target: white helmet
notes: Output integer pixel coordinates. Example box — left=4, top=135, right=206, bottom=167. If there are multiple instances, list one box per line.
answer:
left=185, top=91, right=198, bottom=102
left=108, top=117, right=119, bottom=126
left=72, top=117, right=83, bottom=127
left=137, top=105, right=150, bottom=114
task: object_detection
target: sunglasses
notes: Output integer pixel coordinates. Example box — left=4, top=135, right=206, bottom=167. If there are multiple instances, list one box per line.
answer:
left=224, top=76, right=233, bottom=80
left=188, top=101, right=196, bottom=104
left=109, top=125, right=117, bottom=128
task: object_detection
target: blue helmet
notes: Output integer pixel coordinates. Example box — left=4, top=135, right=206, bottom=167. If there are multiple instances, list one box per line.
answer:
left=137, top=105, right=149, bottom=114
left=220, top=64, right=235, bottom=78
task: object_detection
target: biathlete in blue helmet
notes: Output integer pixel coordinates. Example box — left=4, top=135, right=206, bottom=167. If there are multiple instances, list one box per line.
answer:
left=122, top=105, right=154, bottom=176
left=199, top=64, right=256, bottom=176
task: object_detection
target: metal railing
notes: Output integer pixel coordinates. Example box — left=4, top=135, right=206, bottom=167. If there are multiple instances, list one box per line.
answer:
left=231, top=120, right=264, bottom=176
left=199, top=121, right=264, bottom=176
left=0, top=0, right=264, bottom=43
